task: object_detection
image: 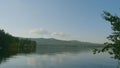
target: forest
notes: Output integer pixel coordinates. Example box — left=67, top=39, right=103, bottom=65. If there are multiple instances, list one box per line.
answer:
left=0, top=29, right=36, bottom=50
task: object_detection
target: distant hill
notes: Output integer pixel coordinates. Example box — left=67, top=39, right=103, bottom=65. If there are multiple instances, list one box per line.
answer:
left=29, top=38, right=103, bottom=47
left=28, top=38, right=104, bottom=54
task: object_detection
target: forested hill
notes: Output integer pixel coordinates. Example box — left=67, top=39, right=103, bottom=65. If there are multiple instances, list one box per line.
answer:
left=0, top=29, right=36, bottom=50
left=30, top=38, right=103, bottom=47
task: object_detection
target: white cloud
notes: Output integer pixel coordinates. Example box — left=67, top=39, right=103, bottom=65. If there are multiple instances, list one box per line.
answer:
left=29, top=28, right=49, bottom=35
left=51, top=32, right=67, bottom=37
left=29, top=28, right=70, bottom=39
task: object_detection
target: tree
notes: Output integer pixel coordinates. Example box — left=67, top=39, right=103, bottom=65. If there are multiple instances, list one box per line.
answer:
left=94, top=11, right=120, bottom=60
left=0, top=29, right=36, bottom=50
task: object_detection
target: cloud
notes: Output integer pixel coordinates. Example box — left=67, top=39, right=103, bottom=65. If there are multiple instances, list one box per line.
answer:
left=29, top=28, right=70, bottom=39
left=29, top=28, right=49, bottom=35
left=51, top=32, right=67, bottom=37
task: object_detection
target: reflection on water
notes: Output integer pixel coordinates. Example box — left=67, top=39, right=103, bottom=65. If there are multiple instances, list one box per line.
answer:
left=0, top=45, right=118, bottom=68
left=0, top=45, right=36, bottom=64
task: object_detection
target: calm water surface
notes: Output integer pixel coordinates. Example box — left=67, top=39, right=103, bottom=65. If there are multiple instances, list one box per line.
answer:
left=0, top=46, right=118, bottom=68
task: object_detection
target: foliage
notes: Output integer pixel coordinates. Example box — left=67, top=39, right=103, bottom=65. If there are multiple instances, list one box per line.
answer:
left=94, top=11, right=120, bottom=60
left=0, top=29, right=36, bottom=50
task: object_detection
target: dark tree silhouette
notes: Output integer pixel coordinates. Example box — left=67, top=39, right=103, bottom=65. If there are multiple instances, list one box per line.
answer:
left=0, top=29, right=36, bottom=50
left=94, top=11, right=120, bottom=60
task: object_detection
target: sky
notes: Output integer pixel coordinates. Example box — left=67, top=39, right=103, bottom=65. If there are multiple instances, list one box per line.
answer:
left=0, top=0, right=120, bottom=43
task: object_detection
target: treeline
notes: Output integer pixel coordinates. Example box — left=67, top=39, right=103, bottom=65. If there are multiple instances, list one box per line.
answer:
left=0, top=29, right=36, bottom=50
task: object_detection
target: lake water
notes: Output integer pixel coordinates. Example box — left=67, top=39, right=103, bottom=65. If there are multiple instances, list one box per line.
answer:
left=0, top=45, right=118, bottom=68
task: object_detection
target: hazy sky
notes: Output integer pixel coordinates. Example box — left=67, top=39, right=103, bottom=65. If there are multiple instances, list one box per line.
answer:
left=0, top=0, right=120, bottom=43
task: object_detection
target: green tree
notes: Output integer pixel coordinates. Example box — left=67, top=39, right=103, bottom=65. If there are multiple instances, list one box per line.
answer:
left=94, top=11, right=120, bottom=60
left=0, top=29, right=36, bottom=50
